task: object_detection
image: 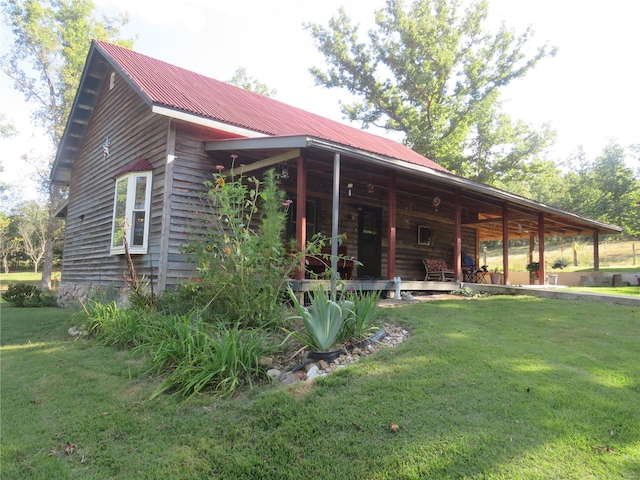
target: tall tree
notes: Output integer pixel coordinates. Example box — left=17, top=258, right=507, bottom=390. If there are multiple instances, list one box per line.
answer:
left=16, top=201, right=47, bottom=273
left=305, top=0, right=556, bottom=178
left=228, top=67, right=277, bottom=97
left=1, top=0, right=132, bottom=289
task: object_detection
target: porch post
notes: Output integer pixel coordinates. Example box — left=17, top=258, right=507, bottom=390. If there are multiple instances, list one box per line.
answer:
left=387, top=170, right=397, bottom=279
left=593, top=230, right=600, bottom=271
left=502, top=202, right=509, bottom=285
left=529, top=233, right=535, bottom=285
left=331, top=153, right=341, bottom=293
left=538, top=213, right=545, bottom=284
left=295, top=155, right=307, bottom=280
left=454, top=191, right=462, bottom=282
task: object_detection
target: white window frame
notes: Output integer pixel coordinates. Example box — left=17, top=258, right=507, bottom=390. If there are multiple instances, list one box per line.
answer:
left=110, top=171, right=152, bottom=255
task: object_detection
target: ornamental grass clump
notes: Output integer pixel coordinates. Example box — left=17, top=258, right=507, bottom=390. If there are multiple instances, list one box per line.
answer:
left=145, top=315, right=269, bottom=400
left=339, top=289, right=381, bottom=341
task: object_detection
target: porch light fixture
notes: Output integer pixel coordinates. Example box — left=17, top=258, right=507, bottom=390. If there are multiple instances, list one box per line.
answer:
left=280, top=162, right=289, bottom=179
left=347, top=183, right=353, bottom=196
left=367, top=175, right=374, bottom=194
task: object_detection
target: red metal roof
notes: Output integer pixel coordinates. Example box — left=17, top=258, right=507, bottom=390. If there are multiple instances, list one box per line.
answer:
left=95, top=41, right=447, bottom=173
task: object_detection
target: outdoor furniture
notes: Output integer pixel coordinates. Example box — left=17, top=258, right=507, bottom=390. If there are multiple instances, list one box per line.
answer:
left=306, top=245, right=355, bottom=279
left=423, top=258, right=455, bottom=282
left=464, top=265, right=488, bottom=283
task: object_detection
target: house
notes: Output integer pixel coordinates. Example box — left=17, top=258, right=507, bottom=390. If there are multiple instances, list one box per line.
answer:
left=52, top=40, right=622, bottom=303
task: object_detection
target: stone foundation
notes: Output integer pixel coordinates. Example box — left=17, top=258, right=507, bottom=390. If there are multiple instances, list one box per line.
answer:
left=57, top=282, right=126, bottom=307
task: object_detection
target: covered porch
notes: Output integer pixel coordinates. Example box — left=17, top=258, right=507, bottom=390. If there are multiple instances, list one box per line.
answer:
left=205, top=135, right=622, bottom=290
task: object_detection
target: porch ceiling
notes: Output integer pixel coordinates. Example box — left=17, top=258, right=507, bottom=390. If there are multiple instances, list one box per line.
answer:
left=205, top=136, right=622, bottom=241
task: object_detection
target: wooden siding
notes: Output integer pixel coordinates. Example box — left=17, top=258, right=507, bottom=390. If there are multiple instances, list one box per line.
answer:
left=61, top=68, right=169, bottom=289
left=160, top=123, right=221, bottom=287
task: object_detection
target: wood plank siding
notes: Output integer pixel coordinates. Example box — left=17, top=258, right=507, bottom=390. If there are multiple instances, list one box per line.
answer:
left=61, top=69, right=169, bottom=290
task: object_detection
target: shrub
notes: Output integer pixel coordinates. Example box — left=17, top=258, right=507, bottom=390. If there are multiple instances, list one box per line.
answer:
left=83, top=300, right=149, bottom=348
left=552, top=258, right=569, bottom=269
left=145, top=315, right=270, bottom=400
left=2, top=284, right=58, bottom=307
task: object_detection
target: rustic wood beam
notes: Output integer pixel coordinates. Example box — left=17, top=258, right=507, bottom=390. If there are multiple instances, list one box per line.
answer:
left=295, top=155, right=307, bottom=280
left=222, top=149, right=301, bottom=175
left=593, top=230, right=600, bottom=271
left=454, top=190, right=462, bottom=282
left=388, top=170, right=397, bottom=280
left=538, top=213, right=546, bottom=284
left=502, top=202, right=509, bottom=286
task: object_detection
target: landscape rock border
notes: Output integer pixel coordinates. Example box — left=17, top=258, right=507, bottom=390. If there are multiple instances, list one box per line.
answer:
left=266, top=323, right=409, bottom=385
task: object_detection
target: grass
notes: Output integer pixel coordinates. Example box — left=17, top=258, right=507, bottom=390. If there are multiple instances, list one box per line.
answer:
left=1, top=297, right=639, bottom=479
left=0, top=271, right=61, bottom=291
left=564, top=286, right=640, bottom=297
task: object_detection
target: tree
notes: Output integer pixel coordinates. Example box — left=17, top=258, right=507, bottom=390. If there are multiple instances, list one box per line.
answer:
left=1, top=0, right=132, bottom=289
left=227, top=67, right=277, bottom=97
left=15, top=201, right=47, bottom=273
left=305, top=0, right=556, bottom=177
left=0, top=213, right=22, bottom=273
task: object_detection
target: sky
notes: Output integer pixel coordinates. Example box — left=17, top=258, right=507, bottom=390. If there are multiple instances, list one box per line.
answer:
left=1, top=0, right=639, bottom=204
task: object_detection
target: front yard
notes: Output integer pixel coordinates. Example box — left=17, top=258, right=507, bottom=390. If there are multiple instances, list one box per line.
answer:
left=1, top=296, right=639, bottom=479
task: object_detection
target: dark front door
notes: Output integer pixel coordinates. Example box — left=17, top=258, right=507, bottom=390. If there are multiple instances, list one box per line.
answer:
left=357, top=206, right=382, bottom=279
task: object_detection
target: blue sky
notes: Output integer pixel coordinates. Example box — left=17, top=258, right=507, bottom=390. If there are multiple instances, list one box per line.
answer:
left=1, top=0, right=639, bottom=201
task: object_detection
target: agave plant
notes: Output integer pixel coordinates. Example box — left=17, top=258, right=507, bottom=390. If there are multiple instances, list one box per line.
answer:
left=287, top=286, right=353, bottom=351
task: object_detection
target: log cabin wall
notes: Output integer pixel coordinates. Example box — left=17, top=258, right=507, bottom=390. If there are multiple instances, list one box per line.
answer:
left=59, top=69, right=169, bottom=302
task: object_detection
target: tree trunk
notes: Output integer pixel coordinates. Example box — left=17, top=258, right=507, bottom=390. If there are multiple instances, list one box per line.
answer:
left=40, top=185, right=63, bottom=291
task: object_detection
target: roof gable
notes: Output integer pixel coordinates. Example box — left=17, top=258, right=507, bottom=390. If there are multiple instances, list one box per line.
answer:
left=94, top=40, right=446, bottom=173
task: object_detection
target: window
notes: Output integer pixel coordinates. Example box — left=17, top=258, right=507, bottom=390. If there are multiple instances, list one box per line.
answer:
left=110, top=171, right=152, bottom=254
left=287, top=197, right=321, bottom=240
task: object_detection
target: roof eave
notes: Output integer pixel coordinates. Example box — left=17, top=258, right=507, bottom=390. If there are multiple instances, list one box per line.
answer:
left=205, top=135, right=623, bottom=236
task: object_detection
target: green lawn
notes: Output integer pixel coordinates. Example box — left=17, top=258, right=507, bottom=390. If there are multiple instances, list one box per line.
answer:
left=1, top=296, right=639, bottom=479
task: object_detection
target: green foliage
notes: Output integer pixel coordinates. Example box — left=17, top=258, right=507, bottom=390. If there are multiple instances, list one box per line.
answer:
left=551, top=258, right=569, bottom=269
left=83, top=300, right=149, bottom=348
left=526, top=261, right=540, bottom=272
left=227, top=66, right=277, bottom=97
left=83, top=300, right=271, bottom=399
left=2, top=282, right=57, bottom=307
left=184, top=167, right=305, bottom=329
left=305, top=0, right=556, bottom=177
left=146, top=317, right=268, bottom=400
left=340, top=289, right=381, bottom=341
left=1, top=0, right=132, bottom=143
left=287, top=285, right=350, bottom=351
left=286, top=286, right=381, bottom=351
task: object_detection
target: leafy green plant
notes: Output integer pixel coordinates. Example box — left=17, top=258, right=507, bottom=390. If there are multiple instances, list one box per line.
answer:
left=526, top=261, right=540, bottom=273
left=145, top=316, right=268, bottom=400
left=340, top=289, right=381, bottom=341
left=1, top=283, right=57, bottom=307
left=286, top=285, right=353, bottom=351
left=183, top=166, right=300, bottom=330
left=83, top=300, right=148, bottom=348
left=552, top=258, right=569, bottom=269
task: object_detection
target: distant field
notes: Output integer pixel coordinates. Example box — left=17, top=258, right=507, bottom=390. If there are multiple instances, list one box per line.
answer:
left=484, top=239, right=640, bottom=272
left=0, top=272, right=61, bottom=291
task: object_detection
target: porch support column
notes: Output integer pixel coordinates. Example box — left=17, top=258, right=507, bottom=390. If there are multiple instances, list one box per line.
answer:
left=331, top=153, right=341, bottom=293
left=538, top=213, right=546, bottom=284
left=387, top=170, right=397, bottom=279
left=295, top=155, right=307, bottom=280
left=529, top=233, right=535, bottom=285
left=502, top=202, right=509, bottom=285
left=593, top=230, right=600, bottom=271
left=454, top=190, right=462, bottom=282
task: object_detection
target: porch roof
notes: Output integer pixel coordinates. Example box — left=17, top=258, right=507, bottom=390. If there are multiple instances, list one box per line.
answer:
left=205, top=135, right=623, bottom=240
